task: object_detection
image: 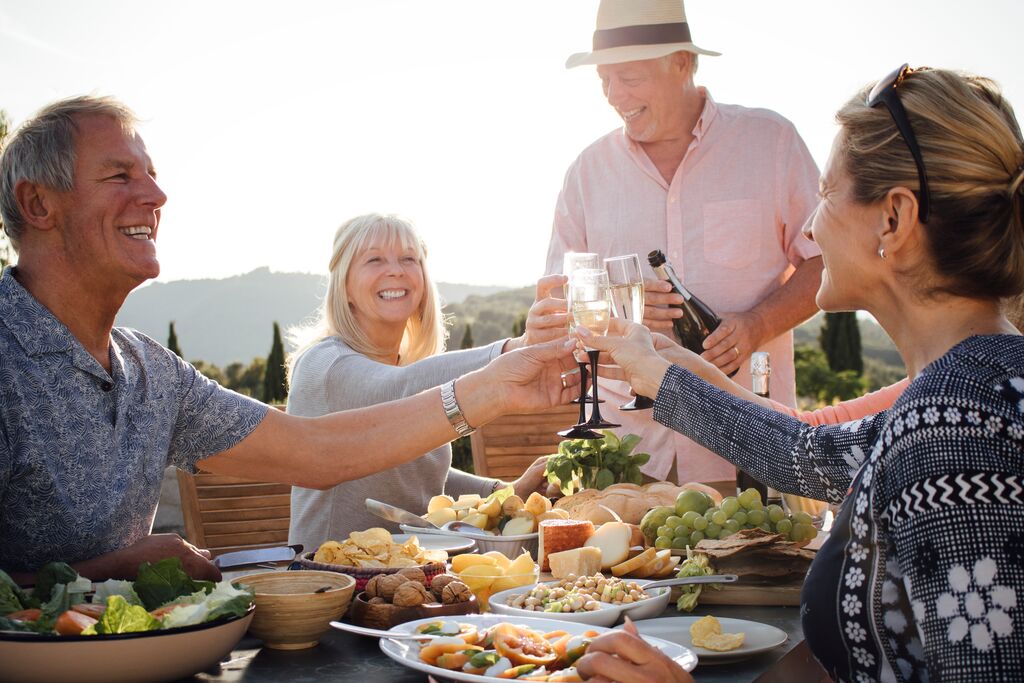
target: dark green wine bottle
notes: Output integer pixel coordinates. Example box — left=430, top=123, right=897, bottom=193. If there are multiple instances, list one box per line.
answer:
left=647, top=249, right=722, bottom=354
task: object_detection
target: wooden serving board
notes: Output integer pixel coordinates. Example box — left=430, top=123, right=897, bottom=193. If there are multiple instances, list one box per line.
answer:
left=671, top=578, right=804, bottom=607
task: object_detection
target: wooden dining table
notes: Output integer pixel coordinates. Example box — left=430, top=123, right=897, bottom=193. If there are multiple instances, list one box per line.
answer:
left=177, top=602, right=827, bottom=683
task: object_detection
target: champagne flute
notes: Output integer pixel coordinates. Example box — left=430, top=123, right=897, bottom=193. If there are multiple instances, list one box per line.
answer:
left=562, top=252, right=604, bottom=407
left=604, top=254, right=654, bottom=410
left=571, top=268, right=619, bottom=430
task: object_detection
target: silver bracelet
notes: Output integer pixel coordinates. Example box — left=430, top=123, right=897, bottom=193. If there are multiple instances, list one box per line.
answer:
left=440, top=380, right=475, bottom=437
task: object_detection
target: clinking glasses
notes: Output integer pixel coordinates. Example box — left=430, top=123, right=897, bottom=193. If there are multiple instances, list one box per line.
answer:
left=866, top=64, right=931, bottom=223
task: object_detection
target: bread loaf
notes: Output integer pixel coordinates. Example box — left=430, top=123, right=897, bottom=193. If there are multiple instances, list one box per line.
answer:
left=553, top=481, right=723, bottom=524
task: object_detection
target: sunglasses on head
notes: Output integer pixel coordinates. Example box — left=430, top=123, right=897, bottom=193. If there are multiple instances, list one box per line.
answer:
left=866, top=63, right=931, bottom=223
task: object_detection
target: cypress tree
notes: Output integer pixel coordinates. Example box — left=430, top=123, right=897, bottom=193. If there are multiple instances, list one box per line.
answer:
left=819, top=312, right=863, bottom=375
left=460, top=323, right=474, bottom=350
left=167, top=321, right=183, bottom=358
left=263, top=322, right=288, bottom=403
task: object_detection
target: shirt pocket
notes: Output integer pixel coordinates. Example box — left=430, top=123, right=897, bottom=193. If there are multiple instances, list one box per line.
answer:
left=701, top=199, right=765, bottom=270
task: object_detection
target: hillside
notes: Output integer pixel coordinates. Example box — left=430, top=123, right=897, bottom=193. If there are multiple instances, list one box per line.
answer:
left=115, top=268, right=510, bottom=366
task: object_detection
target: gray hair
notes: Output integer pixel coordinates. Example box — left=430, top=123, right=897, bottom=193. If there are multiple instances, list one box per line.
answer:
left=0, top=95, right=137, bottom=251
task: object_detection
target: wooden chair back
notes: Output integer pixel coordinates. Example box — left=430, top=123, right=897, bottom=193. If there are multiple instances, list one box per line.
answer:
left=176, top=470, right=292, bottom=557
left=469, top=404, right=580, bottom=480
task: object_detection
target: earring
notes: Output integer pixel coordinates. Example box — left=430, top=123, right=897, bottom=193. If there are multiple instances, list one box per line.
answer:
left=878, top=248, right=886, bottom=260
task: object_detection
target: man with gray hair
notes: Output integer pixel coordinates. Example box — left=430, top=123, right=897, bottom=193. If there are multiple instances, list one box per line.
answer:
left=0, top=96, right=578, bottom=583
left=545, top=0, right=823, bottom=485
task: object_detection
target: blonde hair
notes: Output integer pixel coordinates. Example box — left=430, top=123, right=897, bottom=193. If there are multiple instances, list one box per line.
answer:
left=835, top=68, right=1024, bottom=299
left=288, top=213, right=446, bottom=378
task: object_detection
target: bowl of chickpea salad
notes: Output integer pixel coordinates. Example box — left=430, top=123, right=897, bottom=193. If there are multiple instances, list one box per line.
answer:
left=487, top=574, right=672, bottom=627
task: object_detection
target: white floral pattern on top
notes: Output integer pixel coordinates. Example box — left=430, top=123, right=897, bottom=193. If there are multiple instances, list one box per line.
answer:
left=936, top=557, right=1017, bottom=651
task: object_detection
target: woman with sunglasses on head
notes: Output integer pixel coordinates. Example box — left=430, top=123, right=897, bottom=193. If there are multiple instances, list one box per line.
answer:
left=284, top=214, right=568, bottom=549
left=575, top=66, right=1024, bottom=683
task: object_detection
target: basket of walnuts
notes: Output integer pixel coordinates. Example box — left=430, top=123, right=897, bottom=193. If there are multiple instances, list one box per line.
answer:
left=348, top=567, right=479, bottom=629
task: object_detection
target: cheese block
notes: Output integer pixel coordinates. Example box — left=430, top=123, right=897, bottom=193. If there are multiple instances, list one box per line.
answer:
left=538, top=519, right=595, bottom=572
left=547, top=546, right=603, bottom=580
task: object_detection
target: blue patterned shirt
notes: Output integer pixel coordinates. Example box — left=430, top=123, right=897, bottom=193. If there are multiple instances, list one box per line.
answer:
left=654, top=335, right=1024, bottom=682
left=0, top=267, right=268, bottom=572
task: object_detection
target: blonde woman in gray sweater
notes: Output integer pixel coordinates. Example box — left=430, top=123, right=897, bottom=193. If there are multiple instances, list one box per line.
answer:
left=287, top=214, right=566, bottom=549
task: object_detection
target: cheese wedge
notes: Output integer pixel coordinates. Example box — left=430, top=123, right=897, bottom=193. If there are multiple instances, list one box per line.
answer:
left=547, top=547, right=603, bottom=580
left=538, top=519, right=595, bottom=572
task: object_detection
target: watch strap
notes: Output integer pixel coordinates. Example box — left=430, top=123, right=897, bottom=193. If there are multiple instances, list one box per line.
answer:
left=440, top=380, right=475, bottom=437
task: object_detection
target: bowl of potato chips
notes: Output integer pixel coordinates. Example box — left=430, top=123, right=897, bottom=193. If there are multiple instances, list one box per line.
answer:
left=298, top=528, right=448, bottom=591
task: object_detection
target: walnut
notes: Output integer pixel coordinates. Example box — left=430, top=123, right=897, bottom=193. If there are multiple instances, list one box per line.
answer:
left=375, top=573, right=412, bottom=601
left=441, top=580, right=473, bottom=604
left=392, top=582, right=431, bottom=607
left=368, top=596, right=387, bottom=605
left=397, top=567, right=427, bottom=585
left=364, top=575, right=385, bottom=599
left=430, top=573, right=459, bottom=598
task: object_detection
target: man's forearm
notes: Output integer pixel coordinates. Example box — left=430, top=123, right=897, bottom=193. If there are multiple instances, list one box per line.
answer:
left=749, top=256, right=823, bottom=341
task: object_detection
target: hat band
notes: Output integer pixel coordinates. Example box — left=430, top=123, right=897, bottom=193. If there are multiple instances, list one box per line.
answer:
left=592, top=22, right=692, bottom=50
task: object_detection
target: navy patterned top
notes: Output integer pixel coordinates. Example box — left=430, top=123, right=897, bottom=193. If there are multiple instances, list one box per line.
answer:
left=653, top=335, right=1024, bottom=682
left=0, top=267, right=268, bottom=573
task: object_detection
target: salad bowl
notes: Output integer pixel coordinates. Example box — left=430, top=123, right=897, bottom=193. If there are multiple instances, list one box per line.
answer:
left=0, top=606, right=254, bottom=683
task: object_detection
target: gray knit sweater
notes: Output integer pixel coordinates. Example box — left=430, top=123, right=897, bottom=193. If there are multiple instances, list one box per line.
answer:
left=287, top=336, right=505, bottom=549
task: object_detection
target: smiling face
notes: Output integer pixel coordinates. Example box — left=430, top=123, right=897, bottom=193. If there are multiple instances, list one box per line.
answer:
left=50, top=114, right=166, bottom=291
left=346, top=237, right=425, bottom=344
left=804, top=135, right=882, bottom=312
left=597, top=54, right=694, bottom=144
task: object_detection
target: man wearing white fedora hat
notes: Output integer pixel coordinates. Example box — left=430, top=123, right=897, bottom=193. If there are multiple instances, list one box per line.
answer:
left=545, top=0, right=823, bottom=485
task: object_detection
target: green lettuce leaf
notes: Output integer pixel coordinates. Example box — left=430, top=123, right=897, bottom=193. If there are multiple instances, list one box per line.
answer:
left=158, top=580, right=254, bottom=628
left=92, top=579, right=143, bottom=606
left=133, top=558, right=205, bottom=611
left=0, top=616, right=38, bottom=633
left=0, top=568, right=37, bottom=615
left=32, top=563, right=79, bottom=604
left=87, top=595, right=159, bottom=635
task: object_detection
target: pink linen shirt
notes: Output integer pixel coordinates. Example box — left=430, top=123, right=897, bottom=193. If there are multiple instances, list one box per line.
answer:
left=545, top=90, right=821, bottom=484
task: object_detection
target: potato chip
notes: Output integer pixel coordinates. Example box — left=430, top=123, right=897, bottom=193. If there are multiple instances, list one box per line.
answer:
left=689, top=615, right=744, bottom=652
left=317, top=528, right=447, bottom=568
left=351, top=528, right=392, bottom=546
left=692, top=633, right=745, bottom=651
left=313, top=541, right=345, bottom=564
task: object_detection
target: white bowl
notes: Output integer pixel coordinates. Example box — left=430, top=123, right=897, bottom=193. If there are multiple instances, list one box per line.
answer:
left=0, top=608, right=254, bottom=683
left=488, top=578, right=671, bottom=627
left=398, top=524, right=538, bottom=560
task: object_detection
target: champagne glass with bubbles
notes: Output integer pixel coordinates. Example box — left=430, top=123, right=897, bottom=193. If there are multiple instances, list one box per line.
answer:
left=562, top=253, right=604, bottom=407
left=604, top=254, right=654, bottom=410
left=570, top=268, right=619, bottom=431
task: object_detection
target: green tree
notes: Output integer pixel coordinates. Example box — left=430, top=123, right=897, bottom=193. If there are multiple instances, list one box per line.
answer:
left=167, top=321, right=183, bottom=358
left=795, top=344, right=867, bottom=405
left=819, top=312, right=863, bottom=375
left=0, top=109, right=12, bottom=270
left=234, top=357, right=267, bottom=398
left=190, top=359, right=226, bottom=385
left=224, top=362, right=246, bottom=389
left=262, top=322, right=288, bottom=403
left=460, top=323, right=474, bottom=350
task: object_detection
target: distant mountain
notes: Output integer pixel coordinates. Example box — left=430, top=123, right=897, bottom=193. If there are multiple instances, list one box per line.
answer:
left=115, top=268, right=512, bottom=366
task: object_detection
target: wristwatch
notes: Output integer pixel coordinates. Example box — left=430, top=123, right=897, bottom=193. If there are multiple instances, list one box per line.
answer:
left=440, top=380, right=475, bottom=437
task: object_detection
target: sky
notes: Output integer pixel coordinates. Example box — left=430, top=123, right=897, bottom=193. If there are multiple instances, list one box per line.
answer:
left=2, top=0, right=1022, bottom=288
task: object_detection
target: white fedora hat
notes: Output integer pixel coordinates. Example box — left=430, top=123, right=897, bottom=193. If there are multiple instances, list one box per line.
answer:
left=566, top=0, right=721, bottom=69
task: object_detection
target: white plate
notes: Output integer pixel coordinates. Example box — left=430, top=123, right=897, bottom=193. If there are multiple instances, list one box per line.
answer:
left=488, top=579, right=672, bottom=627
left=379, top=613, right=697, bottom=681
left=633, top=616, right=788, bottom=664
left=392, top=532, right=475, bottom=555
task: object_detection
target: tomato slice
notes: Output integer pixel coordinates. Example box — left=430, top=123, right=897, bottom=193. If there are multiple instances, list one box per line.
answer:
left=492, top=624, right=558, bottom=667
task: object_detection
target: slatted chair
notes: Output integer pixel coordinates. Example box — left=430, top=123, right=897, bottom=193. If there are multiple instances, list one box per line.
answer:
left=176, top=470, right=292, bottom=558
left=469, top=404, right=581, bottom=480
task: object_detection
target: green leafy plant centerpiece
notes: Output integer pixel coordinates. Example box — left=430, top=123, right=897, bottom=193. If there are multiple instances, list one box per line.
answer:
left=544, top=431, right=651, bottom=496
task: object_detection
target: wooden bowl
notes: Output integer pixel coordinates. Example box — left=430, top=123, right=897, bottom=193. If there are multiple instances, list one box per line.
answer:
left=234, top=570, right=355, bottom=650
left=297, top=551, right=446, bottom=592
left=348, top=591, right=479, bottom=630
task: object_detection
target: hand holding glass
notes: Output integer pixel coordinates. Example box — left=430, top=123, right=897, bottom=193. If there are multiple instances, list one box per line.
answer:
left=604, top=254, right=653, bottom=410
